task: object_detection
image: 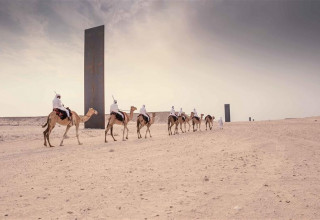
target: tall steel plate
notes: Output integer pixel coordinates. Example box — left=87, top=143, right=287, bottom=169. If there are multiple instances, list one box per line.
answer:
left=84, top=25, right=105, bottom=129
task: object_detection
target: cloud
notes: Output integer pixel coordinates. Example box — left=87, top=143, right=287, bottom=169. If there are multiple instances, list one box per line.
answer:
left=0, top=0, right=319, bottom=119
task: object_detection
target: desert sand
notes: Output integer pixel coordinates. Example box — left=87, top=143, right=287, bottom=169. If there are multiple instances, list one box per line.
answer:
left=0, top=116, right=320, bottom=219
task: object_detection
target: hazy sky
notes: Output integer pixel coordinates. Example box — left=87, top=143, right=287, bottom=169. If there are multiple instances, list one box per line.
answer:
left=1, top=0, right=320, bottom=121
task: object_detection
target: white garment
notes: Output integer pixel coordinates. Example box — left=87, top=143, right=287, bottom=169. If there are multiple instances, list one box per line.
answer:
left=140, top=106, right=149, bottom=121
left=193, top=110, right=198, bottom=118
left=110, top=103, right=119, bottom=113
left=110, top=103, right=124, bottom=120
left=52, top=95, right=70, bottom=117
left=178, top=109, right=183, bottom=116
left=170, top=107, right=176, bottom=116
left=218, top=117, right=223, bottom=128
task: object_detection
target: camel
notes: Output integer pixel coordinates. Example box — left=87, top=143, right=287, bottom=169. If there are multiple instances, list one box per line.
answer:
left=205, top=115, right=215, bottom=130
left=42, top=108, right=98, bottom=147
left=104, top=106, right=137, bottom=143
left=178, top=113, right=191, bottom=132
left=137, top=113, right=156, bottom=139
left=168, top=115, right=179, bottom=135
left=191, top=112, right=204, bottom=132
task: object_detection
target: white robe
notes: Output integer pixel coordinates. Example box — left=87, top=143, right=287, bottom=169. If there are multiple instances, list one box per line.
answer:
left=193, top=110, right=198, bottom=118
left=218, top=118, right=223, bottom=128
left=140, top=106, right=149, bottom=121
left=52, top=95, right=70, bottom=117
left=110, top=103, right=119, bottom=113
left=110, top=103, right=124, bottom=119
left=170, top=108, right=176, bottom=116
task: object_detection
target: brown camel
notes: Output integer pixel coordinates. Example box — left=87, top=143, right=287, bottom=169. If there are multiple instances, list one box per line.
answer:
left=137, top=113, right=156, bottom=139
left=42, top=108, right=98, bottom=147
left=178, top=113, right=191, bottom=133
left=168, top=115, right=179, bottom=135
left=104, top=106, right=137, bottom=143
left=205, top=115, right=215, bottom=130
left=191, top=112, right=204, bottom=132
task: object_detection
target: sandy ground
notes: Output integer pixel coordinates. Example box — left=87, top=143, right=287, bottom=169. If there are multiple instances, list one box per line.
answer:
left=0, top=117, right=320, bottom=219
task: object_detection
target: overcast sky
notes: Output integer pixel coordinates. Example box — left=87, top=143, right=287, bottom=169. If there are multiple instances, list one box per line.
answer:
left=0, top=0, right=319, bottom=120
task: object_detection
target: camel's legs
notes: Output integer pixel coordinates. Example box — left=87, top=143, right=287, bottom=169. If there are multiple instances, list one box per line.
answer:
left=145, top=126, right=148, bottom=138
left=75, top=124, right=82, bottom=145
left=46, top=125, right=55, bottom=147
left=105, top=121, right=110, bottom=143
left=122, top=124, right=126, bottom=141
left=125, top=123, right=129, bottom=140
left=169, top=123, right=175, bottom=135
left=137, top=121, right=141, bottom=139
left=148, top=125, right=152, bottom=138
left=60, top=124, right=71, bottom=146
left=171, top=123, right=176, bottom=135
left=138, top=123, right=144, bottom=139
left=105, top=118, right=117, bottom=142
left=180, top=122, right=184, bottom=133
left=43, top=127, right=49, bottom=146
left=145, top=124, right=152, bottom=138
left=110, top=126, right=117, bottom=141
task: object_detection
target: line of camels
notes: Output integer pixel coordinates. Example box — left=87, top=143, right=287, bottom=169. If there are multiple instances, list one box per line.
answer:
left=42, top=106, right=215, bottom=147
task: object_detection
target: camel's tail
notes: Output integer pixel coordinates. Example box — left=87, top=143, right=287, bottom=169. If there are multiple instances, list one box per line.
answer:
left=42, top=117, right=49, bottom=128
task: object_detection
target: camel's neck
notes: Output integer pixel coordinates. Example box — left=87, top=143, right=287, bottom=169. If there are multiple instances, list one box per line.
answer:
left=151, top=115, right=155, bottom=124
left=129, top=109, right=134, bottom=121
left=81, top=112, right=93, bottom=123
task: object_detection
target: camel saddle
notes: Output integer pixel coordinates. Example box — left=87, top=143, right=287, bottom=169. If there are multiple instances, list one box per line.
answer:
left=178, top=115, right=186, bottom=121
left=111, top=111, right=125, bottom=121
left=139, top=114, right=150, bottom=123
left=206, top=115, right=212, bottom=120
left=53, top=108, right=72, bottom=120
left=169, top=115, right=178, bottom=122
left=193, top=116, right=200, bottom=121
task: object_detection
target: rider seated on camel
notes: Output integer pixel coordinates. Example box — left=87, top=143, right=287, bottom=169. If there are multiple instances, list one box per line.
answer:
left=110, top=100, right=124, bottom=121
left=193, top=108, right=200, bottom=121
left=139, top=104, right=150, bottom=123
left=178, top=107, right=186, bottom=121
left=52, top=94, right=72, bottom=121
left=169, top=106, right=178, bottom=120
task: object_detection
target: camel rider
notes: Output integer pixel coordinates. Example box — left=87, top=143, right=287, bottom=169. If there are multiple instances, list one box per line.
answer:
left=52, top=94, right=71, bottom=121
left=193, top=108, right=200, bottom=120
left=178, top=108, right=183, bottom=116
left=110, top=100, right=124, bottom=120
left=140, top=104, right=149, bottom=122
left=170, top=106, right=178, bottom=120
left=178, top=107, right=185, bottom=120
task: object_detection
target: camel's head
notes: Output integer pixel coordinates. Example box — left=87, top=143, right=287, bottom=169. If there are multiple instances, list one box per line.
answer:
left=201, top=114, right=204, bottom=118
left=88, top=108, right=98, bottom=116
left=190, top=112, right=194, bottom=117
left=212, top=115, right=215, bottom=120
left=130, top=106, right=137, bottom=112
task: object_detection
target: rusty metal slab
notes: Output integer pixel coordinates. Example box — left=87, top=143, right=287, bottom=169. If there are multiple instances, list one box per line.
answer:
left=84, top=25, right=105, bottom=129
